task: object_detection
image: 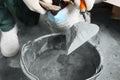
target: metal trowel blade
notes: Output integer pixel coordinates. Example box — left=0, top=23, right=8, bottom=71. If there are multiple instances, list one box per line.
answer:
left=67, top=22, right=99, bottom=55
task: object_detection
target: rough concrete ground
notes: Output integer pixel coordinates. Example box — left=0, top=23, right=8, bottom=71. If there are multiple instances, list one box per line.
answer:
left=0, top=2, right=120, bottom=80
left=90, top=3, right=120, bottom=80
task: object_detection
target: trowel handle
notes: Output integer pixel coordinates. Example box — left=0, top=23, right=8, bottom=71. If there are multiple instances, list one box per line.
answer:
left=80, top=0, right=91, bottom=23
left=80, top=0, right=87, bottom=12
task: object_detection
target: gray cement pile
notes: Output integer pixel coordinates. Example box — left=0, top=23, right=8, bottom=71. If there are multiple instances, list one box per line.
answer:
left=26, top=42, right=100, bottom=80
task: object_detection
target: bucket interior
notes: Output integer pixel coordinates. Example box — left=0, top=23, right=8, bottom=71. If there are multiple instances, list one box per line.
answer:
left=21, top=34, right=101, bottom=80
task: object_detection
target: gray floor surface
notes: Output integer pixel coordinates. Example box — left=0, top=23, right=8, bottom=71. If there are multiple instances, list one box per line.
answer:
left=0, top=2, right=120, bottom=80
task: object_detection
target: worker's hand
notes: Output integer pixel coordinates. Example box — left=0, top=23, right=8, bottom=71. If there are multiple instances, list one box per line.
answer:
left=84, top=0, right=95, bottom=10
left=23, top=0, right=47, bottom=14
left=39, top=1, right=61, bottom=11
left=23, top=0, right=61, bottom=14
left=72, top=0, right=95, bottom=11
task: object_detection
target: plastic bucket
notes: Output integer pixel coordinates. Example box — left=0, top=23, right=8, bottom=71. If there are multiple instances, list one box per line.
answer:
left=20, top=33, right=103, bottom=80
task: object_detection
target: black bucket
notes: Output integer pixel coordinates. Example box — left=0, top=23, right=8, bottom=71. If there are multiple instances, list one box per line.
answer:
left=20, top=33, right=103, bottom=80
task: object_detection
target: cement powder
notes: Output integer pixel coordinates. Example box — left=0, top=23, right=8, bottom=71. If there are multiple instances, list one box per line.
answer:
left=27, top=42, right=100, bottom=80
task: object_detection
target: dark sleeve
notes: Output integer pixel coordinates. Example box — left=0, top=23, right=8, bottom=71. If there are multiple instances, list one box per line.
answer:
left=0, top=0, right=15, bottom=31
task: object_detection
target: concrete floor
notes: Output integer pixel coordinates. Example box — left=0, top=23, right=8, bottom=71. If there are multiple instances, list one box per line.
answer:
left=0, top=2, right=120, bottom=80
left=90, top=3, right=120, bottom=80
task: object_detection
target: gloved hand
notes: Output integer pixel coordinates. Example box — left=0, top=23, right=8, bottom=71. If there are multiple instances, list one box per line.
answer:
left=84, top=0, right=95, bottom=10
left=23, top=0, right=50, bottom=14
left=64, top=0, right=95, bottom=11
left=64, top=0, right=95, bottom=23
left=23, top=0, right=61, bottom=14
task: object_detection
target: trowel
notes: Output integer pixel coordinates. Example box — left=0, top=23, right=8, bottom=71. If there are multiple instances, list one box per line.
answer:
left=67, top=22, right=99, bottom=55
left=67, top=0, right=99, bottom=55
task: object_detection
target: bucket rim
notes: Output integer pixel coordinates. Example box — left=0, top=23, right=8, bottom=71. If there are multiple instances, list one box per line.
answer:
left=20, top=33, right=103, bottom=80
